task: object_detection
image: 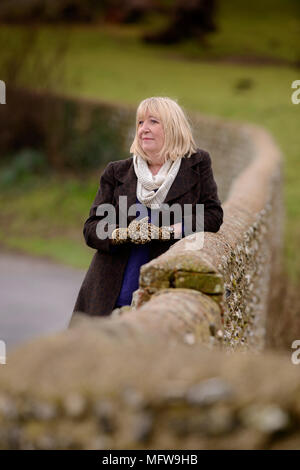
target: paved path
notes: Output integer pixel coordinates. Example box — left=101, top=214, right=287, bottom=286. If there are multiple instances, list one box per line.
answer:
left=0, top=251, right=86, bottom=352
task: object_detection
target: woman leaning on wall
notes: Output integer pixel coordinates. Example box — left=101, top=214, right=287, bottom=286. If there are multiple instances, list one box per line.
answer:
left=71, top=96, right=223, bottom=319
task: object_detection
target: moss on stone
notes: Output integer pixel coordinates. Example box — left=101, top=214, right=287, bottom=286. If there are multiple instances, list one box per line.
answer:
left=174, top=271, right=224, bottom=294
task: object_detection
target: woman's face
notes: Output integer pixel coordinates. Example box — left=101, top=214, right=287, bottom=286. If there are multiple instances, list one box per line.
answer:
left=137, top=111, right=165, bottom=161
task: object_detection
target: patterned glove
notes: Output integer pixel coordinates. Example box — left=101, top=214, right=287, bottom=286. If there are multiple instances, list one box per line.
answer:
left=111, top=227, right=129, bottom=245
left=128, top=217, right=152, bottom=244
left=128, top=217, right=174, bottom=244
left=159, top=225, right=175, bottom=240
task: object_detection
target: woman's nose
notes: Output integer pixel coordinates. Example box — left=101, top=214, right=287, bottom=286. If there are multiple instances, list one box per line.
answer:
left=141, top=122, right=150, bottom=132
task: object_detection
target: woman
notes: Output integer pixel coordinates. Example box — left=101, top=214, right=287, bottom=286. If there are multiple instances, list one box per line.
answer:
left=71, top=97, right=223, bottom=319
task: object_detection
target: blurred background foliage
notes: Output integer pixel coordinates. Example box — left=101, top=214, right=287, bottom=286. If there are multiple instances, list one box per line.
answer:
left=0, top=0, right=299, bottom=289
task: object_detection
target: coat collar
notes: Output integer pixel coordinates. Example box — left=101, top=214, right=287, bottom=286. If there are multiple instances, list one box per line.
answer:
left=113, top=152, right=202, bottom=206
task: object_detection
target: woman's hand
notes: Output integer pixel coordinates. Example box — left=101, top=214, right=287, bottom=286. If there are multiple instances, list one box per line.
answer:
left=170, top=222, right=183, bottom=239
left=128, top=217, right=175, bottom=244
left=111, top=227, right=129, bottom=245
left=128, top=217, right=156, bottom=244
left=111, top=217, right=180, bottom=245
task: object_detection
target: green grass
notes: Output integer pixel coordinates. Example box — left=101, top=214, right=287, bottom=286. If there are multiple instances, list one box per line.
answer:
left=0, top=232, right=92, bottom=269
left=139, top=0, right=300, bottom=63
left=0, top=173, right=98, bottom=268
left=206, top=0, right=300, bottom=62
left=0, top=4, right=299, bottom=281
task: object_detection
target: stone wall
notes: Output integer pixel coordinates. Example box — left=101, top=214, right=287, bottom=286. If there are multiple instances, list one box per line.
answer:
left=0, top=327, right=298, bottom=450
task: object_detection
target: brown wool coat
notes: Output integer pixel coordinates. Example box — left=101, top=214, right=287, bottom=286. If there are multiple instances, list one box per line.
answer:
left=71, top=148, right=223, bottom=318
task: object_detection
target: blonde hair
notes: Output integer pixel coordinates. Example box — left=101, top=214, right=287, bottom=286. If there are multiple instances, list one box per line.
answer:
left=130, top=97, right=198, bottom=163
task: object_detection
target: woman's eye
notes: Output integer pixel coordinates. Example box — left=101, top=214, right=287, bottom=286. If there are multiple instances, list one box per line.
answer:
left=138, top=119, right=158, bottom=125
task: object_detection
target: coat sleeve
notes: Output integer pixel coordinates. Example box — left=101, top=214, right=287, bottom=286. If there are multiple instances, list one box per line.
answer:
left=183, top=151, right=223, bottom=236
left=83, top=162, right=118, bottom=253
left=200, top=151, right=223, bottom=233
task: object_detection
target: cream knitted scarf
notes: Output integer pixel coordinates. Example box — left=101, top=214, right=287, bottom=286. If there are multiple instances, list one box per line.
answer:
left=133, top=153, right=182, bottom=209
